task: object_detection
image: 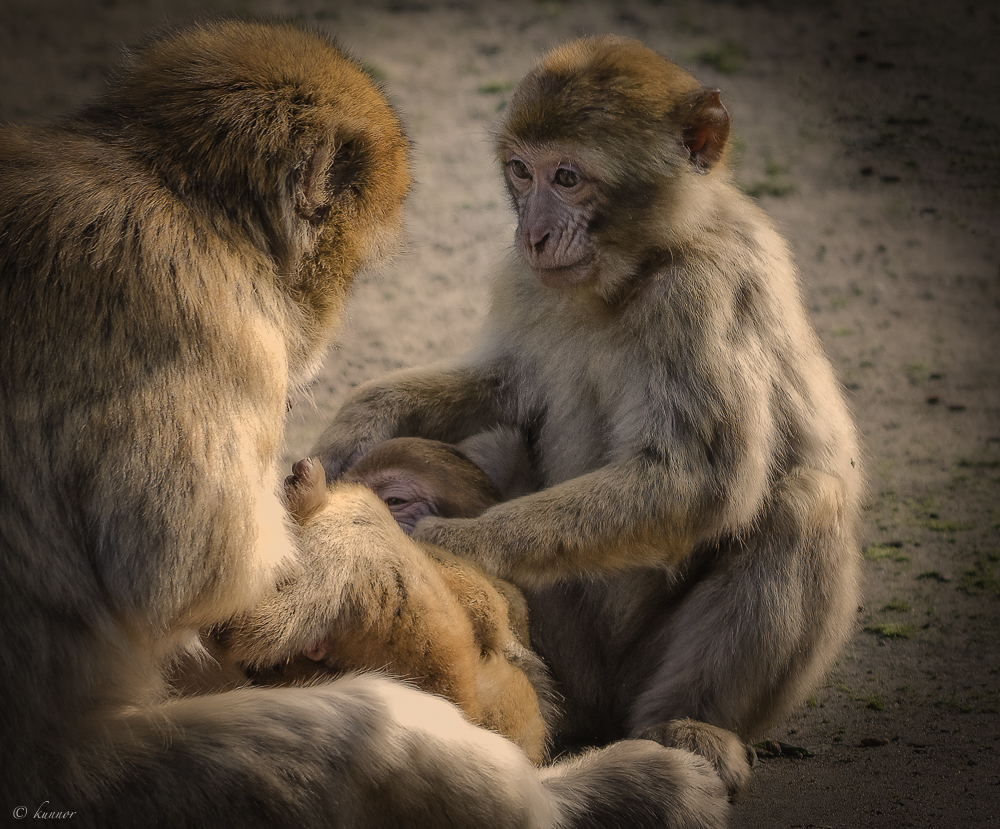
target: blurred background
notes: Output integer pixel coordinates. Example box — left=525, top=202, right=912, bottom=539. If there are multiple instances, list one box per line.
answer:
left=2, top=1, right=998, bottom=825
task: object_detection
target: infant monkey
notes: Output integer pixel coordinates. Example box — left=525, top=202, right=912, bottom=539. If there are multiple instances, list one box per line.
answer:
left=269, top=438, right=555, bottom=763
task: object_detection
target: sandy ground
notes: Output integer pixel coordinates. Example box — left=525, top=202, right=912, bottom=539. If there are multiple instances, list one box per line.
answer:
left=2, top=1, right=998, bottom=826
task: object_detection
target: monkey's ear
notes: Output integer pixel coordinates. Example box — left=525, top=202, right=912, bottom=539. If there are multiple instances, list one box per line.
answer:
left=294, top=139, right=361, bottom=225
left=678, top=90, right=731, bottom=174
left=294, top=143, right=335, bottom=225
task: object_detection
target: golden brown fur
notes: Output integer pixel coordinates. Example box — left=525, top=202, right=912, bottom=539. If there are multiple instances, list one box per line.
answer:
left=1, top=24, right=728, bottom=827
left=315, top=36, right=862, bottom=802
left=246, top=447, right=556, bottom=764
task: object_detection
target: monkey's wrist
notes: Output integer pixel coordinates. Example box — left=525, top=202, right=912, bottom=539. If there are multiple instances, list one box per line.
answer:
left=413, top=515, right=453, bottom=545
left=415, top=517, right=483, bottom=562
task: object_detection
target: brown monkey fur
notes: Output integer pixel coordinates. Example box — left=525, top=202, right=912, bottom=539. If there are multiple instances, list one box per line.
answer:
left=0, top=24, right=729, bottom=828
left=315, top=36, right=863, bottom=801
left=249, top=441, right=556, bottom=765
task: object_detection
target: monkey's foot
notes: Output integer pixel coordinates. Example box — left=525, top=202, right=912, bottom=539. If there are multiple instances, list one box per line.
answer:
left=635, top=718, right=753, bottom=802
left=284, top=457, right=329, bottom=523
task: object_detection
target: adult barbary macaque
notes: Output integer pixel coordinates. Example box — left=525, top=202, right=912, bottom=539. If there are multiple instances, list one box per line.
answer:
left=243, top=441, right=556, bottom=764
left=0, top=24, right=728, bottom=828
left=316, top=35, right=863, bottom=800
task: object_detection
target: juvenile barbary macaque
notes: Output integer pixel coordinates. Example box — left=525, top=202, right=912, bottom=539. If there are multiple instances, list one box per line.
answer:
left=248, top=440, right=556, bottom=764
left=0, top=24, right=728, bottom=828
left=316, top=35, right=863, bottom=800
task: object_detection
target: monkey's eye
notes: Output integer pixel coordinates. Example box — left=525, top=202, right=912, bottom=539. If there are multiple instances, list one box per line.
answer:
left=508, top=158, right=531, bottom=180
left=554, top=167, right=579, bottom=188
left=384, top=497, right=408, bottom=508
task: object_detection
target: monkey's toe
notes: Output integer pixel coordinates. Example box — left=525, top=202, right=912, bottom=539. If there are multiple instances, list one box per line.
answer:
left=635, top=718, right=753, bottom=802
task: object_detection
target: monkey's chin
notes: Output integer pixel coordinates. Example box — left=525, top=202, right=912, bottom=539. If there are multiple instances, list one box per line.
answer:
left=532, top=263, right=590, bottom=289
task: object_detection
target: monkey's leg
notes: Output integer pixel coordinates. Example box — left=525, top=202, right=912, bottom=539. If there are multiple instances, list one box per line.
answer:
left=628, top=509, right=859, bottom=800
left=80, top=678, right=557, bottom=827
left=625, top=539, right=782, bottom=799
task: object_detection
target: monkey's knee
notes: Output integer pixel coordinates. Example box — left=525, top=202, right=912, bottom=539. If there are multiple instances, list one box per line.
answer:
left=635, top=718, right=754, bottom=802
left=284, top=457, right=328, bottom=523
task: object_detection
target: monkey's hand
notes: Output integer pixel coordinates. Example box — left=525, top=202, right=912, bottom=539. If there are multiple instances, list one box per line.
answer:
left=310, top=379, right=428, bottom=481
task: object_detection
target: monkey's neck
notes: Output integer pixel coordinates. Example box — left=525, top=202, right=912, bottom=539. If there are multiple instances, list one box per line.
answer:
left=594, top=248, right=676, bottom=312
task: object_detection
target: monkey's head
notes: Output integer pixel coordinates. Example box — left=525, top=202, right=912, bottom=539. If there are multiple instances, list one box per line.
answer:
left=343, top=438, right=503, bottom=534
left=83, top=21, right=410, bottom=365
left=496, top=36, right=730, bottom=300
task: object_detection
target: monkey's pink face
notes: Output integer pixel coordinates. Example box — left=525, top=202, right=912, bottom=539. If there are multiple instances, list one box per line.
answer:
left=502, top=148, right=597, bottom=288
left=350, top=467, right=438, bottom=535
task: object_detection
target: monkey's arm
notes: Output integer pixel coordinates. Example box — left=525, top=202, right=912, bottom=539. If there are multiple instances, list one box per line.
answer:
left=414, top=339, right=786, bottom=584
left=412, top=452, right=764, bottom=586
left=312, top=358, right=511, bottom=480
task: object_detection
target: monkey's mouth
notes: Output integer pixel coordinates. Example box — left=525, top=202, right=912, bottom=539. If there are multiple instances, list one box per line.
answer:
left=531, top=260, right=591, bottom=289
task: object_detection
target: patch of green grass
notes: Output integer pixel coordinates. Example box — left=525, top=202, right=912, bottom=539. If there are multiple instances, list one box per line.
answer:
left=865, top=623, right=917, bottom=639
left=917, top=570, right=949, bottom=583
left=477, top=81, right=512, bottom=95
left=743, top=179, right=796, bottom=198
left=864, top=544, right=910, bottom=563
left=904, top=362, right=928, bottom=383
left=695, top=42, right=747, bottom=75
left=883, top=598, right=911, bottom=612
left=958, top=458, right=1000, bottom=469
left=959, top=554, right=1000, bottom=597
left=932, top=690, right=976, bottom=714
left=864, top=693, right=886, bottom=711
left=925, top=519, right=975, bottom=532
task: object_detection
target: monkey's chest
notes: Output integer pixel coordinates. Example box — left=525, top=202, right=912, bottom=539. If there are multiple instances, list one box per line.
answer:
left=532, top=390, right=604, bottom=484
left=521, top=342, right=642, bottom=485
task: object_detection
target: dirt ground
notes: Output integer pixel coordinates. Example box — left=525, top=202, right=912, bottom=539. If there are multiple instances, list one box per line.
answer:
left=2, top=1, right=998, bottom=826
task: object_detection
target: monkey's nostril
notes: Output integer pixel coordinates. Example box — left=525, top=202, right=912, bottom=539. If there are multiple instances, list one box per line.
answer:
left=533, top=233, right=549, bottom=254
